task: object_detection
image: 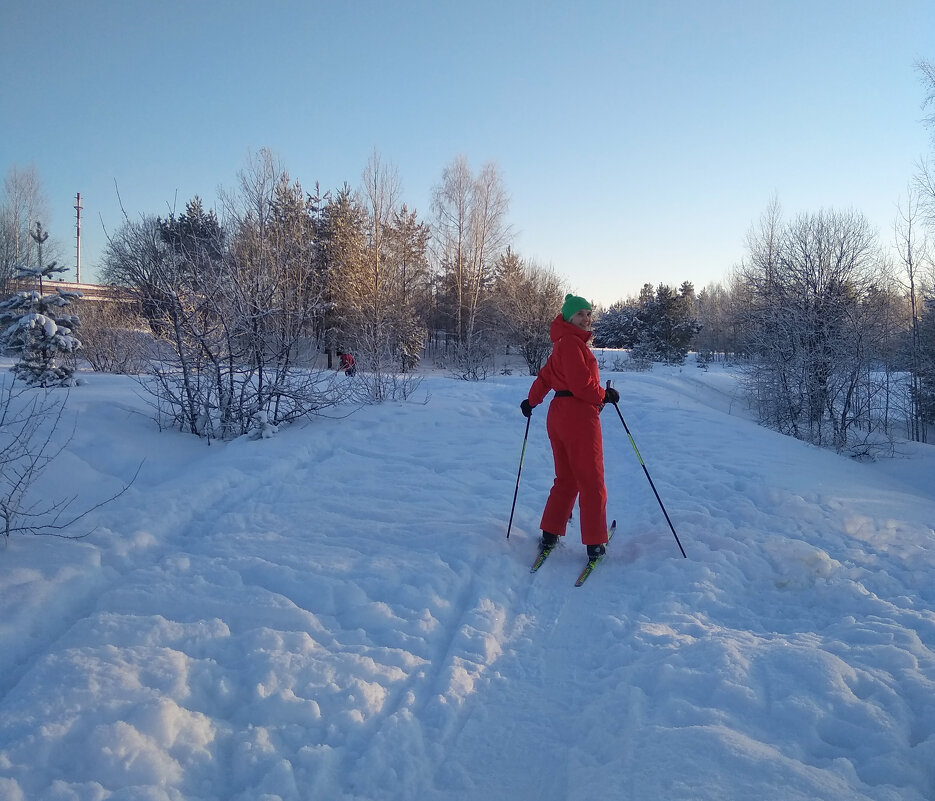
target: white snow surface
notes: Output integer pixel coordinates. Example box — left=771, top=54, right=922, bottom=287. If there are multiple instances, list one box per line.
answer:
left=1, top=361, right=933, bottom=801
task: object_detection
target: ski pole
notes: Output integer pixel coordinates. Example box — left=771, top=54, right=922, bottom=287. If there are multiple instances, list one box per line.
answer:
left=506, top=414, right=531, bottom=539
left=606, top=381, right=687, bottom=558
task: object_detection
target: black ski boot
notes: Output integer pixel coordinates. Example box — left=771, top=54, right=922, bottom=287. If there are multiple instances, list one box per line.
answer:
left=586, top=543, right=606, bottom=561
left=540, top=531, right=559, bottom=552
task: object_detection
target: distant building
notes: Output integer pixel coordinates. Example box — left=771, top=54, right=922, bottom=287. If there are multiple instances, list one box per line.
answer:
left=5, top=278, right=134, bottom=304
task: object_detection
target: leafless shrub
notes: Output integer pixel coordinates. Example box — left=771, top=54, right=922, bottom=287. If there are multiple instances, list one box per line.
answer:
left=78, top=298, right=153, bottom=375
left=0, top=375, right=138, bottom=541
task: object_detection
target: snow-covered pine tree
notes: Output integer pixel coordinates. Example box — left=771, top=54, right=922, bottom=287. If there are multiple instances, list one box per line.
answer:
left=592, top=301, right=641, bottom=349
left=0, top=223, right=82, bottom=387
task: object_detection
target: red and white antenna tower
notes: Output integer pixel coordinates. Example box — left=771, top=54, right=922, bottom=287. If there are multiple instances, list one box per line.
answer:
left=74, top=192, right=82, bottom=283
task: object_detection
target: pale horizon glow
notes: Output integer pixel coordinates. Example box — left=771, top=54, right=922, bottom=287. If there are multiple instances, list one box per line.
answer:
left=1, top=0, right=932, bottom=306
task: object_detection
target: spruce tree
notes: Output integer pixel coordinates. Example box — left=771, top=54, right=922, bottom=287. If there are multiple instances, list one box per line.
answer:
left=0, top=223, right=82, bottom=386
left=592, top=301, right=641, bottom=349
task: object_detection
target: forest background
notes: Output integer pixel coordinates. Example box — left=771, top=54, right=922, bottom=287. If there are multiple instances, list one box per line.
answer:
left=1, top=63, right=934, bottom=453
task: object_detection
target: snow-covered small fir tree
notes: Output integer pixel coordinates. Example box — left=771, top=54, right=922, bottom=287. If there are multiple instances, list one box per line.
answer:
left=0, top=223, right=82, bottom=387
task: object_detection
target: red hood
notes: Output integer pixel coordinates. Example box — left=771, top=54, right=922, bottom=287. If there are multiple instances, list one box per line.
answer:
left=550, top=314, right=592, bottom=344
left=528, top=314, right=603, bottom=408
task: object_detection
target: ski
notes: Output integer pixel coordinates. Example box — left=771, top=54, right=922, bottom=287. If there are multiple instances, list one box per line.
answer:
left=574, top=520, right=617, bottom=587
left=530, top=543, right=557, bottom=573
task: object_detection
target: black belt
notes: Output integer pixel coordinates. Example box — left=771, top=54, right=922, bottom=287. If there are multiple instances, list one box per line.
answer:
left=554, top=390, right=574, bottom=397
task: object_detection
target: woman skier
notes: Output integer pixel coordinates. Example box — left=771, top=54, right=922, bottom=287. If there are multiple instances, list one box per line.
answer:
left=520, top=294, right=619, bottom=560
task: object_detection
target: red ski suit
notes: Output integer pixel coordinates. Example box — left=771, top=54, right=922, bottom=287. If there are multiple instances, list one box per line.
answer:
left=527, top=315, right=608, bottom=546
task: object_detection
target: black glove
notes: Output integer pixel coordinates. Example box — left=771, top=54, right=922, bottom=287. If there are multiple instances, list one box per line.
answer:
left=520, top=399, right=534, bottom=418
left=603, top=387, right=620, bottom=405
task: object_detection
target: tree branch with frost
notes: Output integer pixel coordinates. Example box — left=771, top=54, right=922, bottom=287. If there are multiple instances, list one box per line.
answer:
left=0, top=377, right=141, bottom=540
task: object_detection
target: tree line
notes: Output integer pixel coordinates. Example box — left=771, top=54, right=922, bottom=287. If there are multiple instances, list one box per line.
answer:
left=587, top=191, right=935, bottom=450
left=2, top=152, right=933, bottom=449
left=72, top=149, right=568, bottom=435
left=589, top=62, right=935, bottom=450
left=2, top=62, right=934, bottom=451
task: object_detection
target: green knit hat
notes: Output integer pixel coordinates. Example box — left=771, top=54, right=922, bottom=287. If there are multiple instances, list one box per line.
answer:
left=561, top=294, right=592, bottom=321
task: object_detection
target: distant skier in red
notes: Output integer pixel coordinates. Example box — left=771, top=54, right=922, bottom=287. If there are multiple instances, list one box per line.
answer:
left=520, top=294, right=618, bottom=560
left=339, top=352, right=356, bottom=376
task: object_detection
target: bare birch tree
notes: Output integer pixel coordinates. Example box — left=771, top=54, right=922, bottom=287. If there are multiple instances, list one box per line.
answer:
left=0, top=166, right=55, bottom=290
left=493, top=249, right=566, bottom=375
left=893, top=185, right=932, bottom=441
left=354, top=151, right=402, bottom=397
left=740, top=204, right=882, bottom=449
left=431, top=156, right=511, bottom=379
left=431, top=155, right=472, bottom=345
left=911, top=59, right=935, bottom=438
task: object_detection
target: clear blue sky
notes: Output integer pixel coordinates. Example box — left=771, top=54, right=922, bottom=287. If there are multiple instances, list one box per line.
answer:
left=2, top=0, right=932, bottom=306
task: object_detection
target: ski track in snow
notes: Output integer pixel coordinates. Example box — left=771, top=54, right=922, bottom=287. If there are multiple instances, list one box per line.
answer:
left=0, top=365, right=933, bottom=801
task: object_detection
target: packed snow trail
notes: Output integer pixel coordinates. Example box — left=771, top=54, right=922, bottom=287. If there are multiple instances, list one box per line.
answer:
left=0, top=366, right=933, bottom=801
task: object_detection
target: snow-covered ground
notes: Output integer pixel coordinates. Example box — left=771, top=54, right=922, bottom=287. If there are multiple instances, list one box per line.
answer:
left=1, top=359, right=933, bottom=801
